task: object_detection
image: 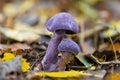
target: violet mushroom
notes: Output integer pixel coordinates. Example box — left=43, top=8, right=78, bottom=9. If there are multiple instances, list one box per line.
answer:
left=41, top=12, right=79, bottom=71
left=51, top=39, right=80, bottom=71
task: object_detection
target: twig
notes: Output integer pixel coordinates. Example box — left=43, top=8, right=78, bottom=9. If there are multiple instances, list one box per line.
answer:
left=108, top=36, right=118, bottom=62
left=90, top=55, right=120, bottom=65
left=67, top=66, right=88, bottom=69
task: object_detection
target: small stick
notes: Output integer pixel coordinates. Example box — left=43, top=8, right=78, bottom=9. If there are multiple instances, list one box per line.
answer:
left=108, top=35, right=118, bottom=62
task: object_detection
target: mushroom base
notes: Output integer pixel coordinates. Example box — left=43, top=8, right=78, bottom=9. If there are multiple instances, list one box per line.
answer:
left=53, top=52, right=74, bottom=71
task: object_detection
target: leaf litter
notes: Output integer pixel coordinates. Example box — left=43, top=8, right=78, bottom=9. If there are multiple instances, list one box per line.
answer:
left=1, top=0, right=120, bottom=80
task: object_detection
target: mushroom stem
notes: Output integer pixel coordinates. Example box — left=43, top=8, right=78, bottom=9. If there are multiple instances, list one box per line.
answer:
left=41, top=30, right=65, bottom=71
left=55, top=51, right=73, bottom=71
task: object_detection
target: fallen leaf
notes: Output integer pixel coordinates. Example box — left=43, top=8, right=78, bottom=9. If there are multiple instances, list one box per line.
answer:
left=5, top=43, right=30, bottom=51
left=22, top=58, right=30, bottom=72
left=102, top=20, right=120, bottom=37
left=35, top=70, right=83, bottom=78
left=1, top=53, right=30, bottom=72
left=0, top=27, right=40, bottom=42
left=14, top=22, right=41, bottom=34
left=35, top=70, right=103, bottom=78
left=75, top=55, right=92, bottom=67
left=1, top=53, right=15, bottom=61
left=108, top=43, right=120, bottom=52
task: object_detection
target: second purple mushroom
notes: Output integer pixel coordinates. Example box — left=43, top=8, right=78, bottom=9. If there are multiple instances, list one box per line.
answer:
left=41, top=12, right=79, bottom=71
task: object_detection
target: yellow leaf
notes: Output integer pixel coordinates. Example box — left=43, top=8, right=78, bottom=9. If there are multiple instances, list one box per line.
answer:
left=1, top=53, right=30, bottom=72
left=35, top=70, right=83, bottom=78
left=103, top=21, right=120, bottom=37
left=104, top=29, right=117, bottom=37
left=35, top=70, right=103, bottom=78
left=1, top=53, right=15, bottom=61
left=22, top=58, right=30, bottom=72
left=90, top=66, right=96, bottom=70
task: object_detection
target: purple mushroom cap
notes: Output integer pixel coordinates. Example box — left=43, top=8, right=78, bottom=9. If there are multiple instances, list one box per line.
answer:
left=46, top=12, right=80, bottom=34
left=58, top=39, right=80, bottom=54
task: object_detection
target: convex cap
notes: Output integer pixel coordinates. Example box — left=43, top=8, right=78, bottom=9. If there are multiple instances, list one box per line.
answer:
left=46, top=12, right=79, bottom=34
left=58, top=39, right=80, bottom=54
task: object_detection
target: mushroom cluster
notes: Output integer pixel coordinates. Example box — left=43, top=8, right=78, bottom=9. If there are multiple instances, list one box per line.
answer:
left=41, top=12, right=80, bottom=71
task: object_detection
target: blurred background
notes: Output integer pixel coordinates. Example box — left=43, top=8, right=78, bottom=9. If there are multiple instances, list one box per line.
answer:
left=0, top=0, right=120, bottom=46
left=1, top=0, right=120, bottom=74
left=1, top=0, right=120, bottom=79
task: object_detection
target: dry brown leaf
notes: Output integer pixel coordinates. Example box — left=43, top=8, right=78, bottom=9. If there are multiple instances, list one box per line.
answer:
left=5, top=43, right=30, bottom=51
